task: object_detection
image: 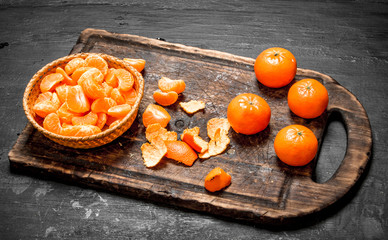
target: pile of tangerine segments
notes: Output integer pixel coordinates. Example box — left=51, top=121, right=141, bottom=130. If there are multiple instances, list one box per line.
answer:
left=31, top=54, right=145, bottom=137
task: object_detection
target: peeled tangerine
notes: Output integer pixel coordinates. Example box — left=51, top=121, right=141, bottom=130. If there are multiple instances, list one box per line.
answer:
left=204, top=167, right=232, bottom=192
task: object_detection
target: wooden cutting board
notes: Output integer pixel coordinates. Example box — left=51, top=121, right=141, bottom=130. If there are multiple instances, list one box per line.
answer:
left=8, top=28, right=372, bottom=224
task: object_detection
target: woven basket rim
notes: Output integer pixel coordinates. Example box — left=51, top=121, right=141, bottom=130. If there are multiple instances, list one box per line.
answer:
left=23, top=52, right=144, bottom=143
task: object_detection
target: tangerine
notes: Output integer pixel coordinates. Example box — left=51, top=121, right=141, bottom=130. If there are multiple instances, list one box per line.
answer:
left=274, top=125, right=318, bottom=166
left=254, top=47, right=297, bottom=88
left=288, top=78, right=329, bottom=119
left=43, top=112, right=62, bottom=135
left=107, top=104, right=132, bottom=118
left=115, top=69, right=134, bottom=91
left=227, top=93, right=271, bottom=135
left=66, top=85, right=90, bottom=113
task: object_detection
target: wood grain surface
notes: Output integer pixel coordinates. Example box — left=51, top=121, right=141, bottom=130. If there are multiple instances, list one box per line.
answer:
left=1, top=1, right=387, bottom=239
left=8, top=28, right=372, bottom=224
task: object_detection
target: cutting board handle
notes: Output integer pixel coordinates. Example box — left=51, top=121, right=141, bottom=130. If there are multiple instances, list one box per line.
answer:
left=295, top=70, right=372, bottom=213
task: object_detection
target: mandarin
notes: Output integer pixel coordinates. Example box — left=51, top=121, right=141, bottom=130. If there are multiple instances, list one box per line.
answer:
left=254, top=47, right=297, bottom=88
left=288, top=78, right=329, bottom=119
left=227, top=93, right=271, bottom=135
left=274, top=125, right=318, bottom=166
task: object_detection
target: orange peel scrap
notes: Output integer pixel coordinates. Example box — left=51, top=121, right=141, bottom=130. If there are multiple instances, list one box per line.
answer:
left=199, top=128, right=230, bottom=159
left=204, top=167, right=232, bottom=192
left=181, top=127, right=209, bottom=153
left=141, top=136, right=167, bottom=168
left=207, top=118, right=230, bottom=139
left=179, top=100, right=205, bottom=114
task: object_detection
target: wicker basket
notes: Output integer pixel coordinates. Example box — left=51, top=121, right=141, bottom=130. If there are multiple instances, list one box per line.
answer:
left=23, top=53, right=144, bottom=149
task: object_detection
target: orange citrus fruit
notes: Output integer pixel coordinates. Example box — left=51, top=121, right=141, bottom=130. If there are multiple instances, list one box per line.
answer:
left=96, top=113, right=107, bottom=129
left=107, top=104, right=132, bottom=118
left=40, top=73, right=64, bottom=93
left=123, top=58, right=146, bottom=72
left=158, top=77, right=185, bottom=94
left=254, top=47, right=297, bottom=88
left=65, top=57, right=86, bottom=75
left=115, top=69, right=134, bottom=91
left=91, top=97, right=117, bottom=113
left=43, top=112, right=62, bottom=135
left=56, top=67, right=76, bottom=85
left=288, top=78, right=329, bottom=119
left=204, top=167, right=232, bottom=192
left=227, top=93, right=271, bottom=135
left=66, top=85, right=90, bottom=113
left=164, top=140, right=198, bottom=166
left=84, top=54, right=108, bottom=76
left=110, top=88, right=126, bottom=105
left=274, top=125, right=318, bottom=166
left=60, top=124, right=101, bottom=137
left=142, top=104, right=171, bottom=128
left=71, top=111, right=98, bottom=126
left=153, top=90, right=179, bottom=106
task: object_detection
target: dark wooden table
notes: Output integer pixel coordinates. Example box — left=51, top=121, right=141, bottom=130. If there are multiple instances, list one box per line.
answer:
left=1, top=0, right=387, bottom=239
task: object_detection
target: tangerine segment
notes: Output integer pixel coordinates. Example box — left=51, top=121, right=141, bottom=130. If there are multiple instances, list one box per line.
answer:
left=85, top=54, right=108, bottom=76
left=254, top=47, right=297, bottom=88
left=65, top=57, right=86, bottom=75
left=123, top=58, right=146, bottom=72
left=107, top=104, right=132, bottom=118
left=115, top=69, right=135, bottom=91
left=207, top=118, right=230, bottom=140
left=43, top=113, right=62, bottom=135
left=164, top=140, right=198, bottom=166
left=110, top=88, right=126, bottom=105
left=121, top=88, right=137, bottom=106
left=66, top=85, right=90, bottom=113
left=109, top=119, right=122, bottom=129
left=227, top=93, right=271, bottom=135
left=57, top=103, right=83, bottom=124
left=287, top=78, right=329, bottom=119
left=158, top=77, right=185, bottom=94
left=102, top=82, right=113, bottom=97
left=181, top=127, right=208, bottom=153
left=153, top=90, right=178, bottom=106
left=141, top=136, right=167, bottom=168
left=78, top=68, right=106, bottom=99
left=71, top=111, right=98, bottom=126
left=96, top=113, right=107, bottom=129
left=104, top=68, right=118, bottom=88
left=71, top=67, right=93, bottom=82
left=145, top=123, right=177, bottom=143
left=32, top=92, right=61, bottom=118
left=40, top=73, right=64, bottom=93
left=56, top=67, right=76, bottom=85
left=179, top=100, right=205, bottom=114
left=142, top=104, right=171, bottom=128
left=55, top=84, right=69, bottom=104
left=274, top=125, right=318, bottom=166
left=35, top=92, right=53, bottom=104
left=204, top=167, right=232, bottom=192
left=60, top=124, right=101, bottom=137
left=91, top=97, right=117, bottom=113
left=199, top=128, right=230, bottom=159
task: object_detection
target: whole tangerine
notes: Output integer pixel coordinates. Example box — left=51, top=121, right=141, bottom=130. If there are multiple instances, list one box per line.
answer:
left=274, top=125, right=318, bottom=166
left=254, top=47, right=297, bottom=88
left=227, top=93, right=271, bottom=135
left=288, top=78, right=329, bottom=119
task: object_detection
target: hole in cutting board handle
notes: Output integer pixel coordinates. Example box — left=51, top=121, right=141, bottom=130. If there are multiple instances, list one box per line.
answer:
left=313, top=110, right=347, bottom=183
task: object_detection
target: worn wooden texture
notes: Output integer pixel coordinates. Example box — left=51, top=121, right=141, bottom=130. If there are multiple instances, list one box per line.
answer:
left=8, top=28, right=372, bottom=224
left=1, top=1, right=387, bottom=239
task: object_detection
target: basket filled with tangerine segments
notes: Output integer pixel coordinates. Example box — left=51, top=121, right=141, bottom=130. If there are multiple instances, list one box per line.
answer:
left=23, top=53, right=145, bottom=149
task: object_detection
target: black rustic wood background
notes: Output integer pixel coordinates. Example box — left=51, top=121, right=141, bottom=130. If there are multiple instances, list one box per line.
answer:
left=1, top=0, right=387, bottom=239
